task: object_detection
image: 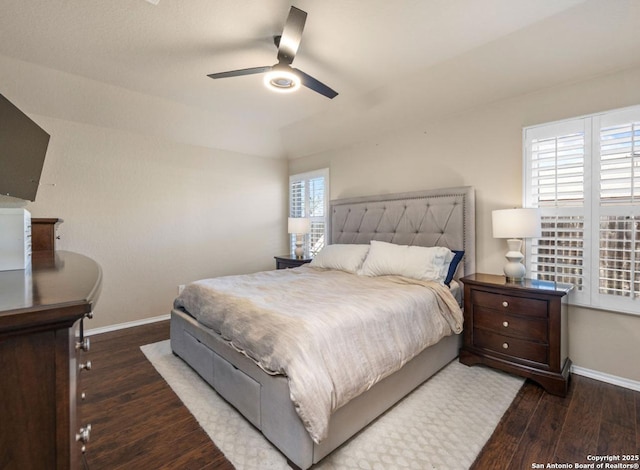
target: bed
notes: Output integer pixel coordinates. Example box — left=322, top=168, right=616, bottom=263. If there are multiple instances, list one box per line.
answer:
left=170, top=186, right=475, bottom=469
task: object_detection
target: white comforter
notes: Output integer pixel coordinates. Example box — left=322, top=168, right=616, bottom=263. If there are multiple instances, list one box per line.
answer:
left=174, top=266, right=463, bottom=443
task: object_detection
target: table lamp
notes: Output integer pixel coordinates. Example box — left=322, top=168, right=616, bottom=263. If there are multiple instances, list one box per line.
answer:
left=288, top=217, right=311, bottom=259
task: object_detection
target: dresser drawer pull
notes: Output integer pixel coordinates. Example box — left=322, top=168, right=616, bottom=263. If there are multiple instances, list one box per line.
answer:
left=79, top=361, right=92, bottom=371
left=502, top=301, right=509, bottom=308
left=502, top=342, right=509, bottom=349
left=76, top=424, right=92, bottom=443
left=503, top=321, right=509, bottom=328
left=75, top=337, right=90, bottom=352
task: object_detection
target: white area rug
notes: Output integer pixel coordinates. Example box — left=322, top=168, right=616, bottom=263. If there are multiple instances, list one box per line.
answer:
left=141, top=340, right=523, bottom=470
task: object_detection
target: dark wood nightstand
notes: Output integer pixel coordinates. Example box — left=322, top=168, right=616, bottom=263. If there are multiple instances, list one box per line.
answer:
left=274, top=254, right=313, bottom=269
left=459, top=273, right=573, bottom=396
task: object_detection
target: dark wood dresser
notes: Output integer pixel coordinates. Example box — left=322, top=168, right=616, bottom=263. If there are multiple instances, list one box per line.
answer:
left=459, top=273, right=572, bottom=396
left=0, top=250, right=101, bottom=469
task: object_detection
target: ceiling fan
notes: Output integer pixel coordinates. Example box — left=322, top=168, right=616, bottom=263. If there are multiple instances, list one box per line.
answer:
left=207, top=6, right=338, bottom=99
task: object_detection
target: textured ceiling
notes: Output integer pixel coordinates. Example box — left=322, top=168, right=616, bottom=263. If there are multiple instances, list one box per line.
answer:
left=1, top=0, right=639, bottom=158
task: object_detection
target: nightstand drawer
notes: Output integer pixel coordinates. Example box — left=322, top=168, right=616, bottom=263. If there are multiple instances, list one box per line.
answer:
left=474, top=307, right=548, bottom=342
left=472, top=290, right=547, bottom=318
left=473, top=328, right=548, bottom=364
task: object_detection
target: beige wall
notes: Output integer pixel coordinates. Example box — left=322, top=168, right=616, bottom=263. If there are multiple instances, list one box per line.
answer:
left=1, top=118, right=288, bottom=329
left=1, top=53, right=289, bottom=329
left=290, top=66, right=640, bottom=383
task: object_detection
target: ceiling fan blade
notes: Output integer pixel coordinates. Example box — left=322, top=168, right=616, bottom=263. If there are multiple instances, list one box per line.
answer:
left=277, top=6, right=307, bottom=64
left=293, top=68, right=338, bottom=99
left=207, top=66, right=272, bottom=79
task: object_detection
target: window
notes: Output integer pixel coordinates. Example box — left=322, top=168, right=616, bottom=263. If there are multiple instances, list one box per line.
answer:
left=524, top=105, right=640, bottom=315
left=289, top=169, right=329, bottom=256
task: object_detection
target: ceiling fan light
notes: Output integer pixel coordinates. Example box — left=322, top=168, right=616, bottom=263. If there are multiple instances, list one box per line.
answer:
left=264, top=69, right=301, bottom=93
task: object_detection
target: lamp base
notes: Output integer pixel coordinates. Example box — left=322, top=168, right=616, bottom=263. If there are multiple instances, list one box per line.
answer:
left=503, top=238, right=526, bottom=282
left=505, top=274, right=526, bottom=283
left=294, top=242, right=304, bottom=259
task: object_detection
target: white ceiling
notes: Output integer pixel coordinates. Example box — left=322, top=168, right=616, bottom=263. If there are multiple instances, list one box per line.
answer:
left=1, top=0, right=640, bottom=158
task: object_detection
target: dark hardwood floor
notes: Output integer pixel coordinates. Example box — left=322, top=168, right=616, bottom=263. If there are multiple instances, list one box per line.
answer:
left=82, top=321, right=639, bottom=469
left=81, top=321, right=233, bottom=470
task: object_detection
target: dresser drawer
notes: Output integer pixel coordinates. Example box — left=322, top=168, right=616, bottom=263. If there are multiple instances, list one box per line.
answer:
left=472, top=289, right=548, bottom=318
left=473, top=307, right=548, bottom=342
left=473, top=328, right=548, bottom=364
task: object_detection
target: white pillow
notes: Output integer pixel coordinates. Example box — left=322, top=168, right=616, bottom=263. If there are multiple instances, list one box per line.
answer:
left=359, top=240, right=453, bottom=282
left=310, top=244, right=370, bottom=273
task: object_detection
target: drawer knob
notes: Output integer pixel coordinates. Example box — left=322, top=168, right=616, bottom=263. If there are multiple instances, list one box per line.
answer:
left=76, top=337, right=90, bottom=351
left=503, top=321, right=509, bottom=328
left=502, top=301, right=509, bottom=308
left=76, top=424, right=92, bottom=444
left=502, top=342, right=509, bottom=349
left=79, top=361, right=92, bottom=371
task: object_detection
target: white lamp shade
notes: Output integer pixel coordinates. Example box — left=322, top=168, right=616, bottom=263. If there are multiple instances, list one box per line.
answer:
left=288, top=217, right=311, bottom=234
left=492, top=208, right=541, bottom=239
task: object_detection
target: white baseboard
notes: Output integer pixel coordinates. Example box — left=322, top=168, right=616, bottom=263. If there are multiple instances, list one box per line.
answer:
left=85, top=314, right=170, bottom=336
left=571, top=365, right=640, bottom=392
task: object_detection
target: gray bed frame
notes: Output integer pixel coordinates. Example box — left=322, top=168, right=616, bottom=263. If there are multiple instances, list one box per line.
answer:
left=170, top=186, right=475, bottom=469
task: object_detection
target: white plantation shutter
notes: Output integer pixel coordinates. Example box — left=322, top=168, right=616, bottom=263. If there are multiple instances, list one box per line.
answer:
left=290, top=179, right=305, bottom=218
left=593, top=110, right=640, bottom=308
left=307, top=175, right=326, bottom=254
left=289, top=169, right=329, bottom=256
left=525, top=119, right=589, bottom=305
left=598, top=216, right=638, bottom=298
left=530, top=214, right=585, bottom=290
left=599, top=119, right=640, bottom=205
left=530, top=133, right=585, bottom=206
left=524, top=105, right=640, bottom=314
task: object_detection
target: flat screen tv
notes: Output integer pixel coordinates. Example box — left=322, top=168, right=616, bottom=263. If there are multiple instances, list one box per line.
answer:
left=0, top=93, right=50, bottom=201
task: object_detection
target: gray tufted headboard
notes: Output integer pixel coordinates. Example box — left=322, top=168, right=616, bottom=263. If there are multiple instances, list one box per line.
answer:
left=329, top=186, right=475, bottom=280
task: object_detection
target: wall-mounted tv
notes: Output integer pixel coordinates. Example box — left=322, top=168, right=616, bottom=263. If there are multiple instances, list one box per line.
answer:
left=0, top=93, right=50, bottom=201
